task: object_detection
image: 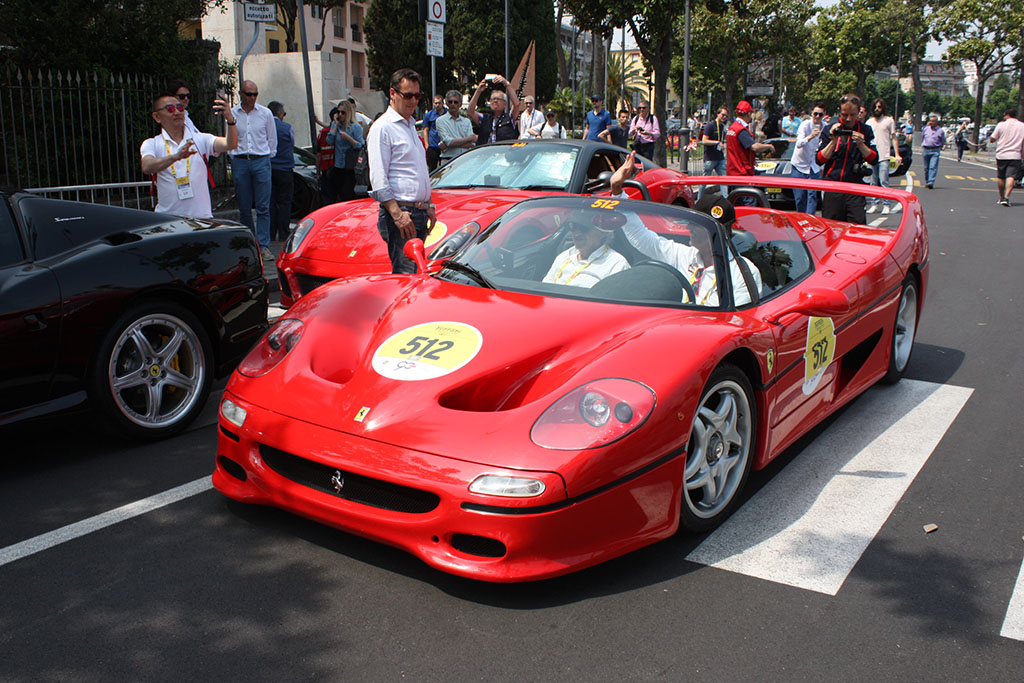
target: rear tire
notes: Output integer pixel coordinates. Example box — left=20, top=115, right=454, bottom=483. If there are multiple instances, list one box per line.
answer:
left=882, top=277, right=918, bottom=384
left=679, top=364, right=755, bottom=533
left=90, top=301, right=213, bottom=440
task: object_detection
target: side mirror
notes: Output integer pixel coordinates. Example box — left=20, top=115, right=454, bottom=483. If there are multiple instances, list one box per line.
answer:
left=764, top=287, right=850, bottom=324
left=403, top=238, right=428, bottom=274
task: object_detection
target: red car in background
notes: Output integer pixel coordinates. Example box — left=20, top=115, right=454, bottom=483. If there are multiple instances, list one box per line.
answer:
left=275, top=139, right=695, bottom=307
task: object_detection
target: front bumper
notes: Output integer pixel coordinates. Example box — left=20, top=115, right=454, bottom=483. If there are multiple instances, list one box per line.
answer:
left=213, top=391, right=684, bottom=582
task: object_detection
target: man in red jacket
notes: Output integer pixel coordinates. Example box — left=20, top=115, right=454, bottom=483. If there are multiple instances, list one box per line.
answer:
left=726, top=100, right=774, bottom=204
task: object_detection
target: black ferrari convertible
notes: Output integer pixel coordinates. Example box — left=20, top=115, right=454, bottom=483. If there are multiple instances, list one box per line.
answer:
left=1, top=190, right=268, bottom=440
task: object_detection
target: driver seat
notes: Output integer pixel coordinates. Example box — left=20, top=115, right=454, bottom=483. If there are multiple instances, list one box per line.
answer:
left=590, top=263, right=683, bottom=302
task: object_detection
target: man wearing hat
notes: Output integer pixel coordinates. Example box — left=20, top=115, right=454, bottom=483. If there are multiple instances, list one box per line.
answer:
left=542, top=214, right=629, bottom=287
left=609, top=152, right=762, bottom=306
left=584, top=94, right=612, bottom=142
left=727, top=100, right=774, bottom=178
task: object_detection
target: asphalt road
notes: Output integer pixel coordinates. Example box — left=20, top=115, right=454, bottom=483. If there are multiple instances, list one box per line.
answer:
left=2, top=157, right=1023, bottom=682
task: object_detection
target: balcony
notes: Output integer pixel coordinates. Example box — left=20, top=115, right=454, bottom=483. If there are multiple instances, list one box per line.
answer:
left=351, top=25, right=362, bottom=42
left=353, top=76, right=363, bottom=89
left=334, top=24, right=344, bottom=38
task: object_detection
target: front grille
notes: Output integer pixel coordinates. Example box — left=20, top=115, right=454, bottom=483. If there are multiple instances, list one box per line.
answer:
left=295, top=273, right=335, bottom=297
left=260, top=446, right=440, bottom=514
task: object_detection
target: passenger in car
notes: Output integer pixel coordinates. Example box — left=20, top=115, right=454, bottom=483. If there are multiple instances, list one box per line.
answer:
left=542, top=219, right=630, bottom=288
left=609, top=152, right=762, bottom=306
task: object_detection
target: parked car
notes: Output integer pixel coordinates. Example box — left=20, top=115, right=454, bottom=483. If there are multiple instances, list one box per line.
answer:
left=275, top=139, right=697, bottom=307
left=214, top=175, right=928, bottom=581
left=0, top=191, right=269, bottom=439
left=291, top=147, right=322, bottom=219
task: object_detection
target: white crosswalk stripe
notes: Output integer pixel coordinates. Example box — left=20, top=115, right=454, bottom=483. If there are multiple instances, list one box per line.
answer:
left=686, top=379, right=973, bottom=595
left=1001, top=557, right=1024, bottom=641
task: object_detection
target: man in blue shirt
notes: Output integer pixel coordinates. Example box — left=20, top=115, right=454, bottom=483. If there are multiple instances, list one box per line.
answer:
left=421, top=94, right=445, bottom=171
left=268, top=101, right=294, bottom=242
left=584, top=94, right=612, bottom=142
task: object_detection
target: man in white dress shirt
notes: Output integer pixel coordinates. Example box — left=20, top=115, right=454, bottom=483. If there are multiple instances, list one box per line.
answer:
left=368, top=68, right=437, bottom=274
left=230, top=80, right=277, bottom=259
left=141, top=92, right=237, bottom=220
left=518, top=96, right=545, bottom=140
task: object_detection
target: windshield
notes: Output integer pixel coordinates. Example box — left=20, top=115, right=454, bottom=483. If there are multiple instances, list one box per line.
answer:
left=435, top=196, right=765, bottom=310
left=431, top=142, right=579, bottom=191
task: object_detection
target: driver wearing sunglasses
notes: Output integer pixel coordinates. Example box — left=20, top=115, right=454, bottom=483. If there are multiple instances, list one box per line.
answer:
left=366, top=67, right=437, bottom=275
left=140, top=91, right=236, bottom=220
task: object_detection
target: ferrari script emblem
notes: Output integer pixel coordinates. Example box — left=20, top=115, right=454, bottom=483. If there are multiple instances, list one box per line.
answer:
left=766, top=350, right=775, bottom=374
left=331, top=470, right=344, bottom=493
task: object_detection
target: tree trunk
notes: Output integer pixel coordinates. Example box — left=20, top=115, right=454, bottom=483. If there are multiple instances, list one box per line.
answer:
left=973, top=76, right=986, bottom=148
left=910, top=49, right=923, bottom=136
left=554, top=2, right=567, bottom=88
left=1018, top=29, right=1024, bottom=119
left=652, top=33, right=672, bottom=167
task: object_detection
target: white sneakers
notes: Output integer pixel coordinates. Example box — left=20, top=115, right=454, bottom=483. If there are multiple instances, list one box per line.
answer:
left=881, top=205, right=890, bottom=215
left=866, top=204, right=878, bottom=214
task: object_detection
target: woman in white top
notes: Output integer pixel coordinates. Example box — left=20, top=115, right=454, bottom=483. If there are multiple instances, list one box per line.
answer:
left=529, top=110, right=568, bottom=139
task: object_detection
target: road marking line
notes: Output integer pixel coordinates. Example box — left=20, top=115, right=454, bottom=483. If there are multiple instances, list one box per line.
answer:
left=1001, top=556, right=1024, bottom=640
left=269, top=304, right=286, bottom=322
left=686, top=379, right=973, bottom=595
left=904, top=172, right=914, bottom=192
left=0, top=477, right=213, bottom=568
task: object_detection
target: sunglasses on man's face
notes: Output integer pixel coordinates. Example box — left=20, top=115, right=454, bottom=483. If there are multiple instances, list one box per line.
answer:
left=241, top=91, right=258, bottom=97
left=156, top=103, right=185, bottom=113
left=393, top=89, right=423, bottom=101
left=176, top=93, right=190, bottom=100
left=840, top=95, right=860, bottom=105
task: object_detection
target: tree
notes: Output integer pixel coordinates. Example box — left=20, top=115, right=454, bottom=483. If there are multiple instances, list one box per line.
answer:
left=933, top=0, right=1019, bottom=146
left=0, top=0, right=226, bottom=81
left=606, top=53, right=644, bottom=113
left=268, top=0, right=348, bottom=53
left=883, top=0, right=931, bottom=134
left=812, top=0, right=900, bottom=100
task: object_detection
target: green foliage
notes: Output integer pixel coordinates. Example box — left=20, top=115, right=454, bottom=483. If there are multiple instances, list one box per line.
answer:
left=0, top=0, right=225, bottom=86
left=606, top=53, right=644, bottom=113
left=365, top=0, right=558, bottom=102
left=546, top=87, right=588, bottom=126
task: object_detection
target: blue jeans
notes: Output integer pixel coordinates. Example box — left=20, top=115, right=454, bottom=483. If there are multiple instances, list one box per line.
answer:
left=868, top=159, right=891, bottom=208
left=233, top=155, right=272, bottom=248
left=377, top=206, right=428, bottom=274
left=699, top=158, right=727, bottom=200
left=922, top=147, right=941, bottom=187
left=791, top=166, right=820, bottom=214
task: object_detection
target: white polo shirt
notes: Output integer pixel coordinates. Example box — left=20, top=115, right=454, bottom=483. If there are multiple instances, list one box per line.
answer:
left=543, top=244, right=629, bottom=287
left=140, top=129, right=217, bottom=219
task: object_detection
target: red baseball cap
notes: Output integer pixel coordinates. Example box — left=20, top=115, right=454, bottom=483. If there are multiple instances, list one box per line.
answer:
left=735, top=100, right=753, bottom=114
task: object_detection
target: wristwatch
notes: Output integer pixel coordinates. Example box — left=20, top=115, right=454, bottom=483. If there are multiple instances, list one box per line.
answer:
left=226, top=121, right=236, bottom=126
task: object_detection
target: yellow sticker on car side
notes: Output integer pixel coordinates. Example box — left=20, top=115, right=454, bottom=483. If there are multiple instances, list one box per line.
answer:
left=802, top=316, right=836, bottom=394
left=756, top=161, right=778, bottom=171
left=372, top=321, right=483, bottom=381
left=424, top=220, right=448, bottom=248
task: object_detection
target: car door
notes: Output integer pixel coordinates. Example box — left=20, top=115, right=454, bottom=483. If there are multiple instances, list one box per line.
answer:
left=0, top=197, right=62, bottom=416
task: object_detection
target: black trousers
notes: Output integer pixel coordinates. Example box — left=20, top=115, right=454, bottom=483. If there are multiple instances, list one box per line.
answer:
left=269, top=168, right=293, bottom=241
left=821, top=190, right=866, bottom=224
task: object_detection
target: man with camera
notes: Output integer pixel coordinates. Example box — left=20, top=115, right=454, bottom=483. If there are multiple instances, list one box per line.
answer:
left=816, top=94, right=878, bottom=224
left=468, top=74, right=520, bottom=146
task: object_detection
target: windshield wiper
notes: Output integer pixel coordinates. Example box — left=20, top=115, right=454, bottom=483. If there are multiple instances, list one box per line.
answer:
left=517, top=184, right=565, bottom=191
left=435, top=183, right=497, bottom=190
left=440, top=260, right=496, bottom=288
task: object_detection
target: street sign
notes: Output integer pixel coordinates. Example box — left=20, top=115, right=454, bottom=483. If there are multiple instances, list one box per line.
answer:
left=429, top=0, right=446, bottom=24
left=244, top=2, right=276, bottom=23
left=426, top=21, right=444, bottom=58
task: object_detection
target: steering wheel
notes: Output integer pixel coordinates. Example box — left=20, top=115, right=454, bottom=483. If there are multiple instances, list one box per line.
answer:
left=632, top=259, right=697, bottom=303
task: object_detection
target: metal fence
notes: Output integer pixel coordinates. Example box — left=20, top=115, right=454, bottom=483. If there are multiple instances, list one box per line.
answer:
left=1, top=67, right=221, bottom=192
left=25, top=182, right=155, bottom=211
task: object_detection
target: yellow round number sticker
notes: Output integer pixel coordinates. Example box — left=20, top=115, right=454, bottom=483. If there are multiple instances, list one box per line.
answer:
left=372, top=321, right=483, bottom=381
left=802, top=316, right=835, bottom=395
left=423, top=220, right=448, bottom=248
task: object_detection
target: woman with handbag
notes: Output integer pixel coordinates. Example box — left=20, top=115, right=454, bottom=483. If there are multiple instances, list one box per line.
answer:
left=327, top=100, right=365, bottom=202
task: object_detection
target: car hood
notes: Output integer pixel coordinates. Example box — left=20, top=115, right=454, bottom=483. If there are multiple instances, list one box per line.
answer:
left=231, top=274, right=749, bottom=480
left=293, top=188, right=563, bottom=267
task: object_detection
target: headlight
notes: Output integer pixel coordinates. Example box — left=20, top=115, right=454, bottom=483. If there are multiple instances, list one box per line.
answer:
left=237, top=319, right=305, bottom=378
left=284, top=217, right=315, bottom=254
left=531, top=378, right=655, bottom=450
left=220, top=398, right=247, bottom=427
left=469, top=475, right=546, bottom=498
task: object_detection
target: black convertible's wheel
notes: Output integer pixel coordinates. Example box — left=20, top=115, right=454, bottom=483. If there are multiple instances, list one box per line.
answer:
left=680, top=364, right=755, bottom=533
left=632, top=259, right=697, bottom=303
left=882, top=276, right=918, bottom=384
left=90, top=301, right=213, bottom=440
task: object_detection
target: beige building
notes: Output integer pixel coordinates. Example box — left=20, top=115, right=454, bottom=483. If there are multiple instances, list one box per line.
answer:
left=199, top=1, right=383, bottom=146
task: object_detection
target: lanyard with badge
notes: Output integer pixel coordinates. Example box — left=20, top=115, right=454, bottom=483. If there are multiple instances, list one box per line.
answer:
left=164, top=137, right=194, bottom=200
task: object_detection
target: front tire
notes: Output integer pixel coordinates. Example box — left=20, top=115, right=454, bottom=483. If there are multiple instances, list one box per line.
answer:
left=90, top=301, right=213, bottom=440
left=680, top=365, right=755, bottom=533
left=882, top=277, right=918, bottom=384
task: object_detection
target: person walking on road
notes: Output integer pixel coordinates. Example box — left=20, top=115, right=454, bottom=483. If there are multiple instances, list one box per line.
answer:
left=920, top=114, right=945, bottom=189
left=367, top=68, right=436, bottom=274
left=230, top=80, right=277, bottom=259
left=865, top=98, right=902, bottom=215
left=988, top=108, right=1024, bottom=207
